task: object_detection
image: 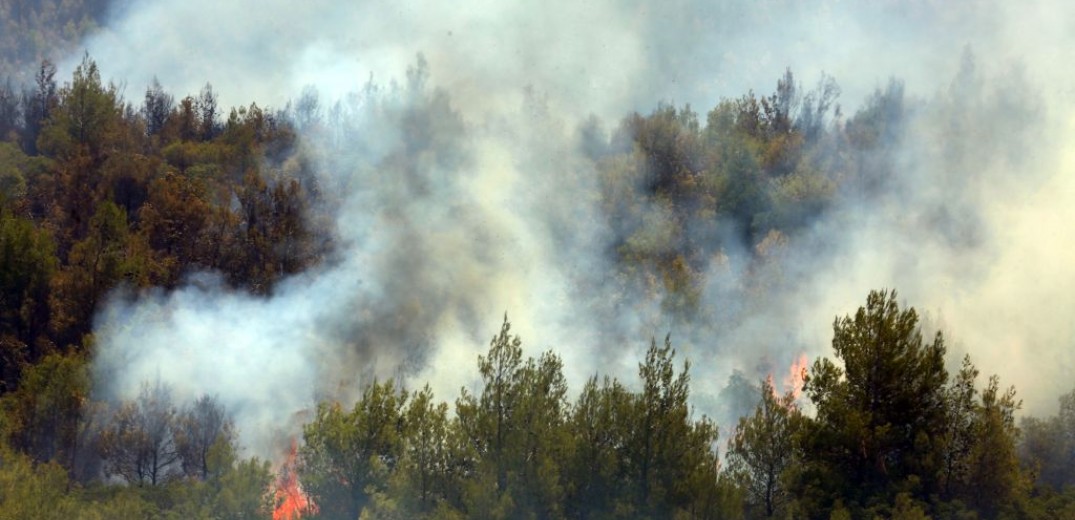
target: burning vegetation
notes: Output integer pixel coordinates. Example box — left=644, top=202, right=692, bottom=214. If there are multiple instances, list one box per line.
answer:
left=782, top=353, right=809, bottom=402
left=2, top=1, right=1075, bottom=517
left=273, top=440, right=315, bottom=520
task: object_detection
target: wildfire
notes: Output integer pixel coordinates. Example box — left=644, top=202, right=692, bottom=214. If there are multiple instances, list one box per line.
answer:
left=768, top=353, right=809, bottom=404
left=273, top=439, right=315, bottom=520
left=783, top=353, right=809, bottom=400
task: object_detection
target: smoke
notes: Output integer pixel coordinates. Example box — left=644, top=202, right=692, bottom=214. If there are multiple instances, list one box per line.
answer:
left=74, top=0, right=1075, bottom=456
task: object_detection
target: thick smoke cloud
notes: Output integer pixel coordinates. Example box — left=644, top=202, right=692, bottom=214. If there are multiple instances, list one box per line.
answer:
left=75, top=0, right=1075, bottom=456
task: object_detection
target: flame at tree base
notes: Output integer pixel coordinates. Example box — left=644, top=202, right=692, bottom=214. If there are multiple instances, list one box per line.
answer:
left=274, top=439, right=315, bottom=520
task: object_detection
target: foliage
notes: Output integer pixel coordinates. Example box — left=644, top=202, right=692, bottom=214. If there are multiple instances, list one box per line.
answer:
left=0, top=444, right=81, bottom=519
left=174, top=394, right=236, bottom=481
left=596, top=69, right=854, bottom=316
left=96, top=380, right=182, bottom=486
left=726, top=378, right=802, bottom=518
left=0, top=292, right=1066, bottom=518
left=0, top=0, right=105, bottom=82
left=0, top=54, right=322, bottom=351
left=299, top=379, right=407, bottom=519
left=0, top=53, right=1066, bottom=519
left=1019, top=387, right=1075, bottom=490
left=0, top=201, right=56, bottom=389
left=798, top=289, right=949, bottom=514
left=0, top=351, right=89, bottom=469
left=291, top=318, right=738, bottom=520
left=794, top=290, right=1030, bottom=518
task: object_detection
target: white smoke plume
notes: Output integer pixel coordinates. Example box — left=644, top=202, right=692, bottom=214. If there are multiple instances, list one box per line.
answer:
left=74, top=0, right=1075, bottom=456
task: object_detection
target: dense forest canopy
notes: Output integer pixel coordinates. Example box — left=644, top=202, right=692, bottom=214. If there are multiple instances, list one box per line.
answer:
left=0, top=0, right=108, bottom=82
left=1, top=0, right=1075, bottom=518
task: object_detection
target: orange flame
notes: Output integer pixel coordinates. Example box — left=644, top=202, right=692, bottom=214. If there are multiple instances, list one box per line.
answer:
left=783, top=353, right=809, bottom=401
left=273, top=439, right=315, bottom=520
left=767, top=353, right=809, bottom=406
left=766, top=373, right=779, bottom=398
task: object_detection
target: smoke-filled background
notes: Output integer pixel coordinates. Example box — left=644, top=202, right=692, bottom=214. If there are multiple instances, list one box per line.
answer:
left=58, top=0, right=1075, bottom=456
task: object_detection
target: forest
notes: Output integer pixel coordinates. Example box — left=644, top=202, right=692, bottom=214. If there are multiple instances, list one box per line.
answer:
left=2, top=1, right=1075, bottom=519
left=0, top=53, right=1072, bottom=519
